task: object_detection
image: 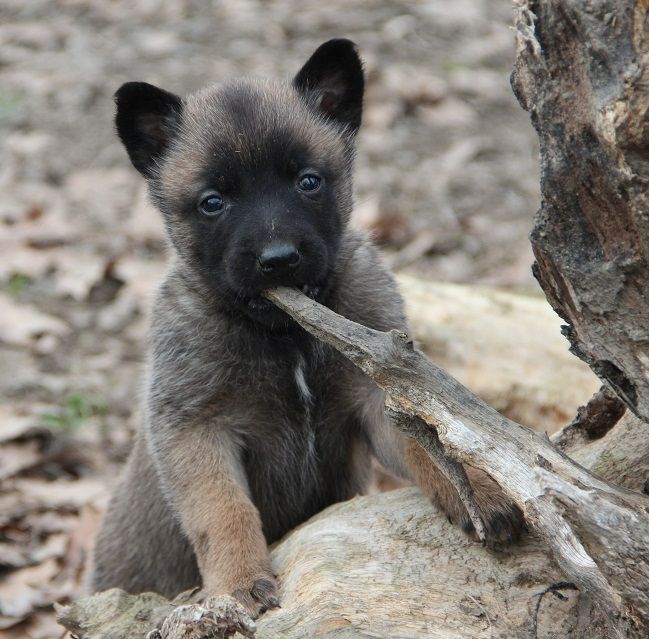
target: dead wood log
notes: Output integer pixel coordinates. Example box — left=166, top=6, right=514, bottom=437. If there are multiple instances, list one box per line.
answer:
left=55, top=278, right=621, bottom=639
left=57, top=489, right=607, bottom=639
left=54, top=488, right=648, bottom=639
left=263, top=286, right=649, bottom=636
left=510, top=0, right=649, bottom=422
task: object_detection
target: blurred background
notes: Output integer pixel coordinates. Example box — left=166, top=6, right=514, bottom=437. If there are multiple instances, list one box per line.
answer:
left=0, top=1, right=552, bottom=637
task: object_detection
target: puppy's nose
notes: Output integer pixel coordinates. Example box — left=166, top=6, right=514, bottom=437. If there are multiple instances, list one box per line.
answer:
left=258, top=243, right=301, bottom=273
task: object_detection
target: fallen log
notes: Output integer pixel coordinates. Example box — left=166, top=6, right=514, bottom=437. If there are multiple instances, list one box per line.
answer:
left=57, top=488, right=605, bottom=639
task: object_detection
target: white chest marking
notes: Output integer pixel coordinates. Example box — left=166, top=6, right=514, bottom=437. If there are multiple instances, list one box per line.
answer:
left=294, top=356, right=313, bottom=406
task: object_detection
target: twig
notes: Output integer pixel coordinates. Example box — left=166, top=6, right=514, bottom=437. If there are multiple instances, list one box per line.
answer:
left=530, top=582, right=578, bottom=639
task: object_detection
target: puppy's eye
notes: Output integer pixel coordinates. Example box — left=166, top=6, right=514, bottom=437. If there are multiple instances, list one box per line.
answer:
left=198, top=193, right=225, bottom=216
left=297, top=174, right=322, bottom=193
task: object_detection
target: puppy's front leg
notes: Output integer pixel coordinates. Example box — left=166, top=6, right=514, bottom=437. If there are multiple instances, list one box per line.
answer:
left=362, top=392, right=524, bottom=543
left=403, top=438, right=525, bottom=543
left=149, top=422, right=278, bottom=616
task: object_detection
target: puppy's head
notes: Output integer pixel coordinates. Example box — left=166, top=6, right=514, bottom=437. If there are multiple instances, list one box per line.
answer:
left=115, top=39, right=364, bottom=329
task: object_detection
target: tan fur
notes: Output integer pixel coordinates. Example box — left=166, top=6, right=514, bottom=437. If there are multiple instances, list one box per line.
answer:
left=148, top=423, right=274, bottom=609
left=404, top=439, right=523, bottom=542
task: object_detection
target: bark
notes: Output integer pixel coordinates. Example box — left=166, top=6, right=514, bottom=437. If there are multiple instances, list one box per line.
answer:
left=510, top=0, right=649, bottom=422
left=553, top=385, right=626, bottom=451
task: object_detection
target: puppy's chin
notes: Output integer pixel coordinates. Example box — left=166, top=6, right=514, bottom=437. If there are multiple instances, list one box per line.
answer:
left=237, top=283, right=327, bottom=331
left=243, top=297, right=295, bottom=331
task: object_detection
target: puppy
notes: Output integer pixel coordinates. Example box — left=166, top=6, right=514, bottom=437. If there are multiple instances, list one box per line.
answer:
left=90, top=39, right=523, bottom=616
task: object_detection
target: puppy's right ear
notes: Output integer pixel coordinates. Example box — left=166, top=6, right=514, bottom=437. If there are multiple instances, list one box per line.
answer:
left=114, top=82, right=183, bottom=178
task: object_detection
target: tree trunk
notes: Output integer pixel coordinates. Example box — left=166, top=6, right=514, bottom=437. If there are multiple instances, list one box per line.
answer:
left=510, top=0, right=649, bottom=422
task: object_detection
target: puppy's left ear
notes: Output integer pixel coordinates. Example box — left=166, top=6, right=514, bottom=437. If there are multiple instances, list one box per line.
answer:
left=293, top=39, right=364, bottom=134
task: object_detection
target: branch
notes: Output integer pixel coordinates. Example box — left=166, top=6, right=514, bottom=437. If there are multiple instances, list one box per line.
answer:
left=264, top=286, right=649, bottom=635
left=385, top=408, right=487, bottom=543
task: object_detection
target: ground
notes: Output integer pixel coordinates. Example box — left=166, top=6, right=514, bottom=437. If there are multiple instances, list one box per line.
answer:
left=0, top=1, right=541, bottom=637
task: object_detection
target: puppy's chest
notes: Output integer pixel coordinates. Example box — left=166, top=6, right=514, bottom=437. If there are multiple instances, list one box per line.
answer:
left=242, top=349, right=364, bottom=542
left=291, top=354, right=314, bottom=407
left=242, top=345, right=349, bottom=469
left=246, top=341, right=335, bottom=415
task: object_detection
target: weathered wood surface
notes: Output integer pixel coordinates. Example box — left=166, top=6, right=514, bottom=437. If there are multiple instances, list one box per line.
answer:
left=568, top=410, right=649, bottom=494
left=553, top=385, right=626, bottom=452
left=398, top=275, right=599, bottom=432
left=58, top=489, right=610, bottom=639
left=511, top=0, right=649, bottom=423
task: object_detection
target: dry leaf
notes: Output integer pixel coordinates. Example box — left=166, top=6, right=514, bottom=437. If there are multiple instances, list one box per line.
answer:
left=0, top=441, right=43, bottom=481
left=0, top=558, right=60, bottom=625
left=0, top=295, right=69, bottom=348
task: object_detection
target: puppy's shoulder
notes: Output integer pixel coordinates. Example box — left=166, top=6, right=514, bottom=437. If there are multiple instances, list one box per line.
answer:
left=333, top=229, right=407, bottom=333
left=148, top=261, right=233, bottom=367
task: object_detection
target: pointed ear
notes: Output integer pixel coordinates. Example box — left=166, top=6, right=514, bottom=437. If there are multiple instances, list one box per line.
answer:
left=114, top=82, right=183, bottom=178
left=293, top=39, right=364, bottom=134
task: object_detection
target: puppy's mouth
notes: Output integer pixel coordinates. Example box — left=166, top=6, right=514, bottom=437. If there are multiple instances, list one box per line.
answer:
left=248, top=284, right=322, bottom=312
left=299, top=283, right=323, bottom=300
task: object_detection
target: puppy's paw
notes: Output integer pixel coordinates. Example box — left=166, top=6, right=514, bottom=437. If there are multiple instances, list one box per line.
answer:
left=460, top=467, right=526, bottom=545
left=230, top=575, right=280, bottom=619
left=458, top=496, right=525, bottom=545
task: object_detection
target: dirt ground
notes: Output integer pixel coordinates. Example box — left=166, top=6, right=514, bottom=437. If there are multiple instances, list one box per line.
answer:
left=0, top=1, right=542, bottom=637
